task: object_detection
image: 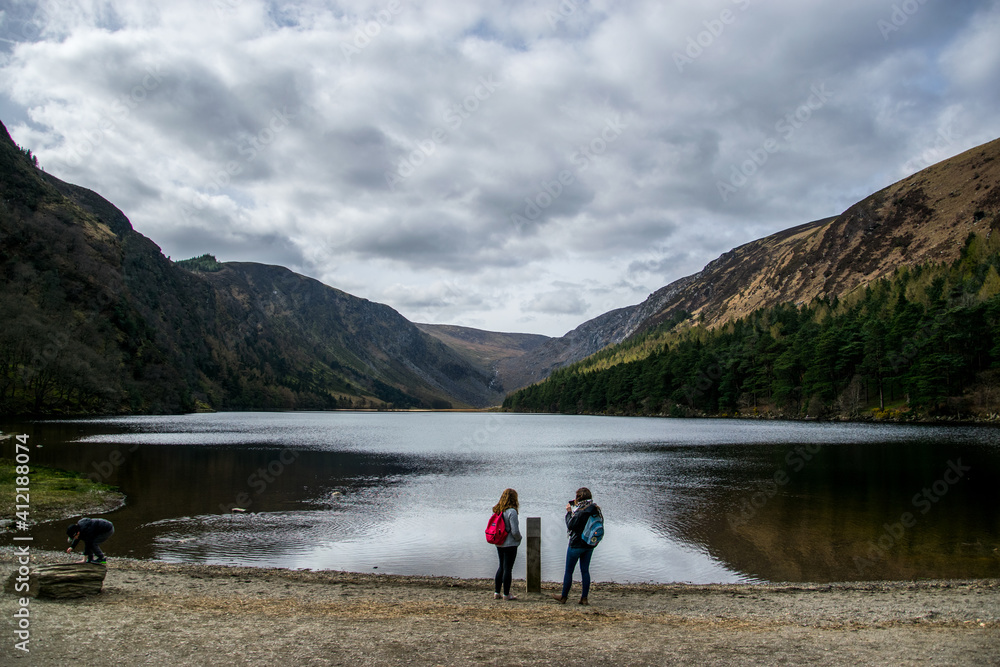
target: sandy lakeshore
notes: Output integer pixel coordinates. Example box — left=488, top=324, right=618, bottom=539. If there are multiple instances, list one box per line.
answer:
left=2, top=550, right=998, bottom=666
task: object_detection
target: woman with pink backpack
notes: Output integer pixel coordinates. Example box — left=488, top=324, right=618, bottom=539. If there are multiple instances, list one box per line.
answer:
left=487, top=488, right=522, bottom=600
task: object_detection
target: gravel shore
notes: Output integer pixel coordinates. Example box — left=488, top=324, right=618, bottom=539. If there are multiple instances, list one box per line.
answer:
left=2, top=550, right=998, bottom=665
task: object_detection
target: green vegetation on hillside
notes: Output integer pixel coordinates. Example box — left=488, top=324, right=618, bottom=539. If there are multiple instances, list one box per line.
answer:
left=503, top=232, right=1000, bottom=419
left=175, top=253, right=225, bottom=272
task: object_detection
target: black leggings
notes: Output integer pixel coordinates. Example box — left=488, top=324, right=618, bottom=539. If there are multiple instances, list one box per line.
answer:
left=494, top=546, right=518, bottom=596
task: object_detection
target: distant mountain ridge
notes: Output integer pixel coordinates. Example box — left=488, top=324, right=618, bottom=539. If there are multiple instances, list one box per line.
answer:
left=493, top=275, right=700, bottom=390
left=414, top=323, right=550, bottom=395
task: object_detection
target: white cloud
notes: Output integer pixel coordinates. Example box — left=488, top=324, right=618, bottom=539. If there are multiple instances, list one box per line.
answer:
left=523, top=287, right=590, bottom=316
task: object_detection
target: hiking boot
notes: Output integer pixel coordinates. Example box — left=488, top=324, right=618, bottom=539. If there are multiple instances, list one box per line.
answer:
left=579, top=597, right=589, bottom=605
left=551, top=594, right=567, bottom=604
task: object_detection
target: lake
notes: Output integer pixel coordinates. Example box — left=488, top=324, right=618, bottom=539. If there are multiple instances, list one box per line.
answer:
left=4, top=412, right=999, bottom=584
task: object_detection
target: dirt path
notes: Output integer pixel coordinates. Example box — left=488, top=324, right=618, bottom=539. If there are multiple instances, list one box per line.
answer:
left=2, top=551, right=998, bottom=665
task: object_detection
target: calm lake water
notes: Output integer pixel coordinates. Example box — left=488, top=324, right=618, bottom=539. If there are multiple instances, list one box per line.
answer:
left=4, top=412, right=999, bottom=584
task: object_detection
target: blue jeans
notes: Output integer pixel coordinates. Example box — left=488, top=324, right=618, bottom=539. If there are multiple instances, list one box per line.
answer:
left=495, top=546, right=518, bottom=596
left=561, top=545, right=594, bottom=599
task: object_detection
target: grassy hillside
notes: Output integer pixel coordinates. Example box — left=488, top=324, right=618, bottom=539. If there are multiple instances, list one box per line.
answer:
left=503, top=138, right=1000, bottom=393
left=642, top=137, right=1000, bottom=334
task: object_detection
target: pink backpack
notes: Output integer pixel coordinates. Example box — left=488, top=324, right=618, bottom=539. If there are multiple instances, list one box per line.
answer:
left=485, top=512, right=508, bottom=545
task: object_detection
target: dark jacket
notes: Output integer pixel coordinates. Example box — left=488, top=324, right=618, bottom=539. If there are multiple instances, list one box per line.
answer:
left=70, top=517, right=114, bottom=549
left=565, top=502, right=601, bottom=550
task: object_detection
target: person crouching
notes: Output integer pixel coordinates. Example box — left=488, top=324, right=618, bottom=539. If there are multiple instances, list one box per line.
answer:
left=66, top=518, right=115, bottom=564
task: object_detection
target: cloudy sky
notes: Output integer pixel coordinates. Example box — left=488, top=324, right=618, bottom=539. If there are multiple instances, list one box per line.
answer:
left=2, top=0, right=999, bottom=336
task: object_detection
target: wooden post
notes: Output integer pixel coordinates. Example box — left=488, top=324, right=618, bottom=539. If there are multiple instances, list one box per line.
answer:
left=526, top=517, right=541, bottom=594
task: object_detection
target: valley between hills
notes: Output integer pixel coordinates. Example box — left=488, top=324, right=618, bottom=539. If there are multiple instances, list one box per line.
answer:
left=2, top=117, right=999, bottom=420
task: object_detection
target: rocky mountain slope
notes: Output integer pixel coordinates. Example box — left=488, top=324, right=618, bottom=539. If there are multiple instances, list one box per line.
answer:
left=185, top=260, right=504, bottom=409
left=0, top=120, right=501, bottom=414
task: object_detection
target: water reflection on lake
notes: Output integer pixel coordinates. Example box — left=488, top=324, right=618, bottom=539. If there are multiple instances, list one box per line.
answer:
left=4, top=412, right=999, bottom=584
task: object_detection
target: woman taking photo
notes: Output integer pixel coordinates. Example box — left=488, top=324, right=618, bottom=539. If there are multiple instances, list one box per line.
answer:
left=491, top=488, right=522, bottom=600
left=552, top=487, right=602, bottom=605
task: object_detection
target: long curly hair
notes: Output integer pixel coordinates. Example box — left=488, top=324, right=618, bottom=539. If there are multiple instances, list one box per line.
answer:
left=492, top=488, right=519, bottom=515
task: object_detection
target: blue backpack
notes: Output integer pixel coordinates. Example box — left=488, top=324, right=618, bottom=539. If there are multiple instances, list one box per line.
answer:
left=582, top=512, right=604, bottom=546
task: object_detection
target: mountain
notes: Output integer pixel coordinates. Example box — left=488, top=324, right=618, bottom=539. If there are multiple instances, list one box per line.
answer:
left=503, top=137, right=1000, bottom=419
left=5, top=110, right=998, bottom=417
left=414, top=324, right=550, bottom=395
left=0, top=120, right=502, bottom=415
left=642, top=135, right=1000, bottom=331
left=493, top=275, right=701, bottom=390
left=502, top=137, right=1000, bottom=389
left=179, top=260, right=505, bottom=409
